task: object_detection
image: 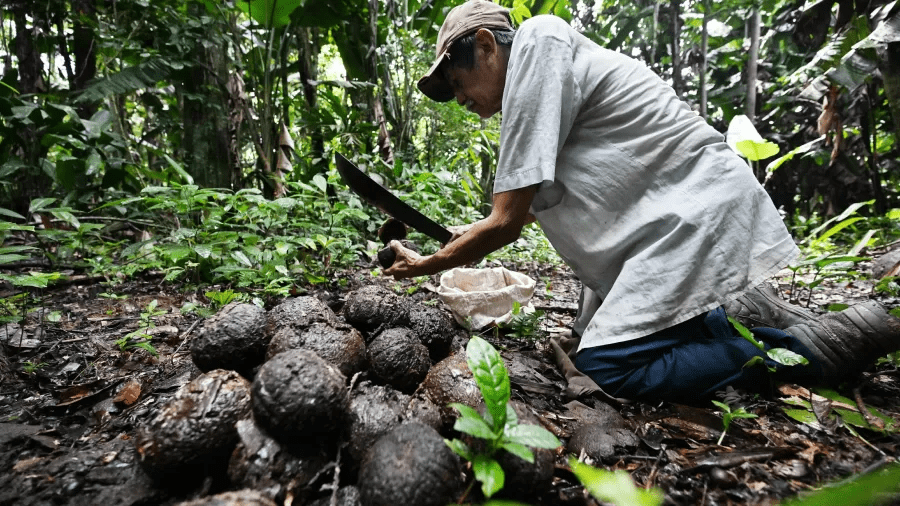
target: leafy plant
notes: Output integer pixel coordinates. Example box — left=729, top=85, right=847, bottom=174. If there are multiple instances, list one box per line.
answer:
left=138, top=299, right=165, bottom=328
left=874, top=276, right=900, bottom=297
left=728, top=316, right=810, bottom=373
left=204, top=289, right=239, bottom=310
left=22, top=361, right=48, bottom=375
left=98, top=292, right=128, bottom=300
left=445, top=335, right=561, bottom=499
left=115, top=332, right=158, bottom=357
left=499, top=301, right=545, bottom=340
left=115, top=299, right=163, bottom=357
left=569, top=456, right=664, bottom=506
left=711, top=400, right=758, bottom=445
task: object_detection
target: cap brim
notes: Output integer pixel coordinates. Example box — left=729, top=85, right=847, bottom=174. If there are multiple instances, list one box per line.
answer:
left=417, top=51, right=455, bottom=102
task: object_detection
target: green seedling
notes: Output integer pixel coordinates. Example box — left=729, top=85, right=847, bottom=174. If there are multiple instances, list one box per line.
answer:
left=445, top=335, right=561, bottom=499
left=728, top=316, right=809, bottom=372
left=712, top=400, right=758, bottom=445
left=114, top=299, right=164, bottom=357
left=115, top=331, right=158, bottom=357
left=22, top=361, right=48, bottom=375
left=499, top=302, right=545, bottom=340
left=98, top=292, right=128, bottom=300
left=204, top=289, right=238, bottom=310
left=139, top=299, right=165, bottom=328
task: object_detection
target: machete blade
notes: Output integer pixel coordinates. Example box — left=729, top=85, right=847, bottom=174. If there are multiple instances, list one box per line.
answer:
left=335, top=153, right=452, bottom=244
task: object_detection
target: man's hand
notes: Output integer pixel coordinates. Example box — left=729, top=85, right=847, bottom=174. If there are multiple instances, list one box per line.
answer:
left=383, top=185, right=538, bottom=280
left=383, top=240, right=425, bottom=279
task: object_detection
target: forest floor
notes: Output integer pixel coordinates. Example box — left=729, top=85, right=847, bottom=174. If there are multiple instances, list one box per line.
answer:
left=1, top=253, right=900, bottom=506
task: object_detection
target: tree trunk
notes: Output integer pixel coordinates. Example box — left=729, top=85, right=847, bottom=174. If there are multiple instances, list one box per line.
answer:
left=72, top=0, right=97, bottom=117
left=862, top=83, right=886, bottom=215
left=297, top=26, right=325, bottom=182
left=745, top=8, right=761, bottom=120
left=179, top=6, right=233, bottom=189
left=882, top=41, right=900, bottom=146
left=369, top=0, right=393, bottom=165
left=670, top=0, right=684, bottom=97
left=13, top=7, right=43, bottom=95
left=11, top=4, right=50, bottom=216
left=700, top=1, right=709, bottom=118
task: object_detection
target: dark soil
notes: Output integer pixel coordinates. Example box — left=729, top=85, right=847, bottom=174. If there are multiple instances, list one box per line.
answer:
left=1, top=256, right=900, bottom=505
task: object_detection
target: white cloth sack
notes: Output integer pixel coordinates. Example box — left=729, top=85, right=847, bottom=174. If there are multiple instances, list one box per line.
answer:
left=437, top=267, right=536, bottom=329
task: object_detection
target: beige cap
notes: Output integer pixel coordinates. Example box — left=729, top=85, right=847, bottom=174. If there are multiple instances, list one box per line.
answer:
left=417, top=0, right=513, bottom=102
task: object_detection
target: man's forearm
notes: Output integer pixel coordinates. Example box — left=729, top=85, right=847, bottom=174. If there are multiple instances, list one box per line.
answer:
left=415, top=217, right=522, bottom=275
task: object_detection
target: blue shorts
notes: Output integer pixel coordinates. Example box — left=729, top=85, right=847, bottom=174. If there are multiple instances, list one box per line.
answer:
left=574, top=307, right=824, bottom=402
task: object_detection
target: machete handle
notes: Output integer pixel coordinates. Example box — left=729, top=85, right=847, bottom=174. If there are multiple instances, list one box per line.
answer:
left=377, top=245, right=396, bottom=269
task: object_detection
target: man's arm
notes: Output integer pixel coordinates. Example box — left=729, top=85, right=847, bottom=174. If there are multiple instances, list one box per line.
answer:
left=384, top=184, right=538, bottom=279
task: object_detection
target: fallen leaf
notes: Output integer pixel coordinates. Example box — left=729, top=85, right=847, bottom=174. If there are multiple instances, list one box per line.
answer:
left=13, top=457, right=42, bottom=473
left=778, top=385, right=856, bottom=411
left=113, top=380, right=141, bottom=405
left=748, top=481, right=768, bottom=492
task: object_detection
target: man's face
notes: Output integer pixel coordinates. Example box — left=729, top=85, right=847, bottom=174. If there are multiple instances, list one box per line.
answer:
left=444, top=29, right=506, bottom=119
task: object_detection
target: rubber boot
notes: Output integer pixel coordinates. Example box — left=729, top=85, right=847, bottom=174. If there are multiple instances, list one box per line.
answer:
left=724, top=283, right=816, bottom=330
left=783, top=301, right=900, bottom=384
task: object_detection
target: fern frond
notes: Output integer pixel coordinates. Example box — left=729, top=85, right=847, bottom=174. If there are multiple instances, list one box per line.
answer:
left=76, top=58, right=175, bottom=103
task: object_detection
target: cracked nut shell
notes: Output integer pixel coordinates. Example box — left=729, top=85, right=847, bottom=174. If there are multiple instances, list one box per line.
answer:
left=134, top=369, right=252, bottom=478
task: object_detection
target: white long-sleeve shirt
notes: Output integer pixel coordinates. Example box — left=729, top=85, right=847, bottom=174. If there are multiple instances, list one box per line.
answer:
left=493, top=15, right=798, bottom=350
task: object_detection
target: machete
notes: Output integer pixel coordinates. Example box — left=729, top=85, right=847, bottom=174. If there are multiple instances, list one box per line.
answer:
left=335, top=153, right=452, bottom=268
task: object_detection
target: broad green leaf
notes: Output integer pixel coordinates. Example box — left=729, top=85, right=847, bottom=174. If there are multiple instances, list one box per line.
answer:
left=0, top=222, right=34, bottom=232
left=505, top=424, right=562, bottom=449
left=29, top=197, right=56, bottom=213
left=569, top=457, right=664, bottom=506
left=767, top=348, right=810, bottom=367
left=499, top=441, right=534, bottom=464
left=728, top=316, right=765, bottom=352
left=449, top=402, right=485, bottom=421
left=161, top=244, right=192, bottom=262
left=0, top=207, right=26, bottom=220
left=783, top=463, right=900, bottom=506
left=743, top=355, right=766, bottom=369
left=1, top=272, right=62, bottom=288
left=814, top=388, right=897, bottom=432
left=0, top=246, right=36, bottom=254
left=453, top=413, right=496, bottom=440
left=766, top=136, right=824, bottom=174
left=51, top=210, right=81, bottom=229
left=473, top=455, right=505, bottom=499
left=312, top=173, right=327, bottom=193
left=812, top=218, right=865, bottom=247
left=194, top=244, right=213, bottom=259
left=806, top=201, right=872, bottom=242
left=232, top=250, right=253, bottom=267
left=466, top=336, right=510, bottom=429
left=727, top=115, right=779, bottom=161
left=0, top=254, right=31, bottom=264
left=163, top=154, right=194, bottom=185
left=445, top=438, right=474, bottom=461
left=782, top=406, right=821, bottom=427
left=238, top=0, right=304, bottom=27
left=736, top=139, right=781, bottom=161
